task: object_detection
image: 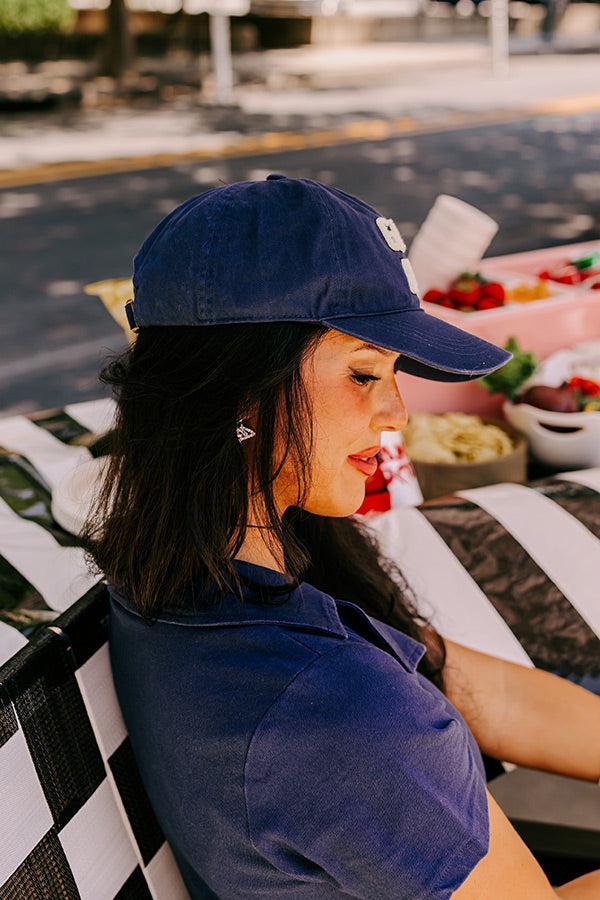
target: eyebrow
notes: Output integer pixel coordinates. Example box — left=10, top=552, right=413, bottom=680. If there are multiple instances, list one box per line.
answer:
left=351, top=341, right=395, bottom=356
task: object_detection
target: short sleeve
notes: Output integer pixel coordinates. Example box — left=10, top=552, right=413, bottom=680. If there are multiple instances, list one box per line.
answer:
left=244, top=643, right=490, bottom=900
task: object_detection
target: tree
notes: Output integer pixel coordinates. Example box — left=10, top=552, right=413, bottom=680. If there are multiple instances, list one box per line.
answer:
left=100, top=0, right=134, bottom=81
left=0, top=0, right=75, bottom=33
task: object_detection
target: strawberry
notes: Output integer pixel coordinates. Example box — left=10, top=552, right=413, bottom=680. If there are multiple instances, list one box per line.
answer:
left=439, top=297, right=456, bottom=308
left=547, top=264, right=583, bottom=285
left=475, top=298, right=499, bottom=311
left=480, top=282, right=505, bottom=303
left=451, top=274, right=479, bottom=288
left=423, top=289, right=446, bottom=305
left=449, top=285, right=481, bottom=306
left=568, top=376, right=600, bottom=397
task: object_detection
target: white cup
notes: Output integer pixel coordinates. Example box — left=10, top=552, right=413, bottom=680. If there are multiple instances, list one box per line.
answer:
left=408, top=195, right=499, bottom=296
left=378, top=432, right=424, bottom=508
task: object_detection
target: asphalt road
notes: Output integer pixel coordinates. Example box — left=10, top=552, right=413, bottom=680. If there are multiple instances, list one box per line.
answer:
left=1, top=109, right=599, bottom=416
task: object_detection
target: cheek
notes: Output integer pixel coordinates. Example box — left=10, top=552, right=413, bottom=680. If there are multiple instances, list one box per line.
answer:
left=333, top=380, right=370, bottom=420
left=306, top=381, right=372, bottom=515
left=313, top=381, right=371, bottom=465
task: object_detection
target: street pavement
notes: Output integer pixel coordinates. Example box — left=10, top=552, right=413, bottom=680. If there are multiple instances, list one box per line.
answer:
left=1, top=52, right=600, bottom=175
left=0, top=46, right=599, bottom=416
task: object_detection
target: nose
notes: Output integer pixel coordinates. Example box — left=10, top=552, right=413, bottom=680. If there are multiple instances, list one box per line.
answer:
left=372, top=376, right=409, bottom=432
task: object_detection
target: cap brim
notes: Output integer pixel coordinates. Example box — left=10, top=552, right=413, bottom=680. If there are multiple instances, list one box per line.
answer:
left=322, top=307, right=513, bottom=383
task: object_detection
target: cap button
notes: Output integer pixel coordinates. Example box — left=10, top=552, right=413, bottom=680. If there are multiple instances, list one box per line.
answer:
left=266, top=173, right=286, bottom=180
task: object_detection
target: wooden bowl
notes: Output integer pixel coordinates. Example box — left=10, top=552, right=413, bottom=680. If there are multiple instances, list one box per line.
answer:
left=410, top=416, right=528, bottom=502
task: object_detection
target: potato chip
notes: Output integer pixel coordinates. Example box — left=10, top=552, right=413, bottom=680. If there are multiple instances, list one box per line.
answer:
left=406, top=440, right=456, bottom=464
left=403, top=411, right=514, bottom=464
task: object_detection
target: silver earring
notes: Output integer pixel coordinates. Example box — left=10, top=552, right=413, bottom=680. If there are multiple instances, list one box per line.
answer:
left=236, top=418, right=255, bottom=443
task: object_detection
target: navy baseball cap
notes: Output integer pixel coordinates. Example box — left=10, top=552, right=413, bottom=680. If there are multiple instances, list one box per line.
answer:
left=125, top=173, right=512, bottom=382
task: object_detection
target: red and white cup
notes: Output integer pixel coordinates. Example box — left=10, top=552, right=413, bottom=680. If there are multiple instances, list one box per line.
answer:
left=378, top=431, right=424, bottom=508
left=355, top=431, right=423, bottom=517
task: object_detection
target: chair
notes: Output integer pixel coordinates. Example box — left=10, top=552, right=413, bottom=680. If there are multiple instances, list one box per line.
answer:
left=0, top=584, right=189, bottom=898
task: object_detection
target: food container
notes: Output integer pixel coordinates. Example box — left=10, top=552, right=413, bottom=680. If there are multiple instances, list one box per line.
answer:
left=481, top=239, right=600, bottom=288
left=502, top=399, right=600, bottom=470
left=396, top=241, right=600, bottom=418
left=409, top=417, right=527, bottom=501
left=408, top=195, right=499, bottom=296
left=422, top=269, right=573, bottom=319
left=501, top=338, right=600, bottom=469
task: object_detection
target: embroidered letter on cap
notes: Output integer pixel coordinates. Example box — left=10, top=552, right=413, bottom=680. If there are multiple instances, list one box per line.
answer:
left=402, top=257, right=420, bottom=296
left=375, top=216, right=406, bottom=252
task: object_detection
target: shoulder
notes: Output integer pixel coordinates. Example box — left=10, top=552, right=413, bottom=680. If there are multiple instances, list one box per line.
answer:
left=245, top=639, right=472, bottom=777
left=244, top=641, right=489, bottom=897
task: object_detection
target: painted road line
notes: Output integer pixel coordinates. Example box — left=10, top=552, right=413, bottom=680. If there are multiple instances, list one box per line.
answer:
left=2, top=93, right=600, bottom=189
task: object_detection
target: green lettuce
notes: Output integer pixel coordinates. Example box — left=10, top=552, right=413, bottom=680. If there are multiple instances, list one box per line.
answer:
left=479, top=336, right=538, bottom=402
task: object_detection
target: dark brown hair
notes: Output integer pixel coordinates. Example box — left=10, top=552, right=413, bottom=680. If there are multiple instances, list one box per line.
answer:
left=80, top=322, right=447, bottom=691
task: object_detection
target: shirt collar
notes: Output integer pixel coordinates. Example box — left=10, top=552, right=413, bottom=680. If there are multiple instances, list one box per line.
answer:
left=108, top=558, right=426, bottom=673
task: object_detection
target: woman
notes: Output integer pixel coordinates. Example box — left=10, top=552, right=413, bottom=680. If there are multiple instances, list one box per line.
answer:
left=82, top=174, right=600, bottom=898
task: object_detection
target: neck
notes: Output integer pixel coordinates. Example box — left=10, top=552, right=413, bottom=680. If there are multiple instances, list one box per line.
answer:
left=233, top=529, right=286, bottom=575
left=232, top=492, right=287, bottom=575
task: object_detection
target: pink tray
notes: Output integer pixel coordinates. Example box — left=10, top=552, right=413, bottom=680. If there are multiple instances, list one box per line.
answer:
left=398, top=240, right=600, bottom=416
left=481, top=239, right=600, bottom=282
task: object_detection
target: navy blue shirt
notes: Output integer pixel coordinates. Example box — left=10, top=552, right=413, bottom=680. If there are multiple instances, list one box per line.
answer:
left=108, top=559, right=490, bottom=899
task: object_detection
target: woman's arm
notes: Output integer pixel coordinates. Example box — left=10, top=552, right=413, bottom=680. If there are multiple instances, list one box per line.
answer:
left=437, top=634, right=600, bottom=783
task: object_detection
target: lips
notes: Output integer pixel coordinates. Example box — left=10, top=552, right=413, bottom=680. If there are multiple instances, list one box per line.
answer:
left=349, top=446, right=380, bottom=458
left=347, top=445, right=380, bottom=477
left=347, top=456, right=379, bottom=476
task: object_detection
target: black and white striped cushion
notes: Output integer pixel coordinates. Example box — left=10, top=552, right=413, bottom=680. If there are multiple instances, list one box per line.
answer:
left=368, top=472, right=600, bottom=696
left=0, top=400, right=116, bottom=664
left=0, top=588, right=189, bottom=898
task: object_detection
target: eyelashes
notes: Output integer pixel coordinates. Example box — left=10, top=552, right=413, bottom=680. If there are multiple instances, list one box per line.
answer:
left=349, top=370, right=381, bottom=386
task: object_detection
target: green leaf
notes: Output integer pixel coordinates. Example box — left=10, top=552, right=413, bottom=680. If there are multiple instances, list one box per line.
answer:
left=479, top=336, right=538, bottom=401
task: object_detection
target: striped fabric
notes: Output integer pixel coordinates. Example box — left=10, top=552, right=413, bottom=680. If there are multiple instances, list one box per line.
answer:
left=0, top=399, right=116, bottom=666
left=368, top=476, right=600, bottom=697
left=0, top=397, right=599, bottom=896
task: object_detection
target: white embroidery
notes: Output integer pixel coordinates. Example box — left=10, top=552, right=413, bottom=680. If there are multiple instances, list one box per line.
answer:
left=375, top=216, right=406, bottom=252
left=402, top=257, right=420, bottom=296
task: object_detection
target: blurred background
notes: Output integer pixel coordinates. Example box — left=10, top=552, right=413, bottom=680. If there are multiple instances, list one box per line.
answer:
left=1, top=0, right=599, bottom=415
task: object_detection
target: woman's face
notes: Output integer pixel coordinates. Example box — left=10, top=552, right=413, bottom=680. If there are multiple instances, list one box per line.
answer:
left=276, top=328, right=409, bottom=517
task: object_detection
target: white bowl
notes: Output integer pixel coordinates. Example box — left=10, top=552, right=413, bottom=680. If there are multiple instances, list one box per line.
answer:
left=502, top=398, right=600, bottom=469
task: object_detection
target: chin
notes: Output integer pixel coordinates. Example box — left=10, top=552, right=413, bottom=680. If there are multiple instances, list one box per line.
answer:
left=305, top=487, right=366, bottom=518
